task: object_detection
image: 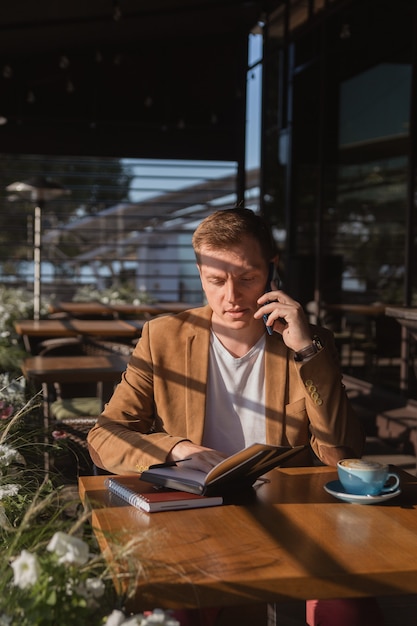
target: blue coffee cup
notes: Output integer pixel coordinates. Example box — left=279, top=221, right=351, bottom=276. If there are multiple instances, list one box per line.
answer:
left=337, top=459, right=400, bottom=496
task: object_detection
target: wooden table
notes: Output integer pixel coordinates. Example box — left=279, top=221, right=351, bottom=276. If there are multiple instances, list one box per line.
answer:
left=386, top=306, right=417, bottom=392
left=22, top=354, right=129, bottom=473
left=21, top=354, right=129, bottom=413
left=386, top=306, right=417, bottom=341
left=23, top=354, right=130, bottom=469
left=21, top=353, right=129, bottom=418
left=324, top=303, right=386, bottom=317
left=15, top=318, right=145, bottom=338
left=79, top=465, right=417, bottom=612
left=15, top=318, right=145, bottom=354
left=21, top=354, right=129, bottom=384
left=48, top=301, right=196, bottom=317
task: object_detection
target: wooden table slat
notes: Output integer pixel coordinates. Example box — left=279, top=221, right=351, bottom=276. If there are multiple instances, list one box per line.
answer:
left=48, top=301, right=196, bottom=317
left=22, top=354, right=129, bottom=383
left=14, top=318, right=144, bottom=338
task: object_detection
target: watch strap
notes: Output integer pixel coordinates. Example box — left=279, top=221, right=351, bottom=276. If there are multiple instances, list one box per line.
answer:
left=294, top=336, right=323, bottom=362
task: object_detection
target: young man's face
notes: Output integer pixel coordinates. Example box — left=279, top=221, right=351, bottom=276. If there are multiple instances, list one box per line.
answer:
left=197, top=236, right=269, bottom=333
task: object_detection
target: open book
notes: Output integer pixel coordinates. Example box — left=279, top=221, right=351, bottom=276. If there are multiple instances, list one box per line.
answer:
left=140, top=443, right=306, bottom=495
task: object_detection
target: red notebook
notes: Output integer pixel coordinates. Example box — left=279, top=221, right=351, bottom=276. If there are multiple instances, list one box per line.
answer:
left=105, top=476, right=223, bottom=513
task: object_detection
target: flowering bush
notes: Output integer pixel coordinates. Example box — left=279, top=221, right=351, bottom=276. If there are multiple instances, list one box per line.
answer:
left=0, top=285, right=34, bottom=333
left=4, top=525, right=180, bottom=625
left=0, top=374, right=26, bottom=420
left=71, top=284, right=153, bottom=305
left=7, top=532, right=107, bottom=624
left=0, top=286, right=33, bottom=375
left=0, top=383, right=181, bottom=626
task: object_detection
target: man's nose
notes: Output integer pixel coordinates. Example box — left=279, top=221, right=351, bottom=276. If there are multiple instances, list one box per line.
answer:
left=226, top=279, right=239, bottom=302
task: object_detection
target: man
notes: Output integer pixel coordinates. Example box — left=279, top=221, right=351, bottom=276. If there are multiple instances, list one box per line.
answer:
left=88, top=207, right=363, bottom=474
left=88, top=208, right=380, bottom=626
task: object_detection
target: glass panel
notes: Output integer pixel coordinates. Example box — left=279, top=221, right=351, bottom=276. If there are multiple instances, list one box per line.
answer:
left=323, top=157, right=408, bottom=304
left=332, top=62, right=411, bottom=304
left=246, top=33, right=262, bottom=176
left=339, top=63, right=411, bottom=147
left=0, top=155, right=238, bottom=306
left=263, top=0, right=416, bottom=393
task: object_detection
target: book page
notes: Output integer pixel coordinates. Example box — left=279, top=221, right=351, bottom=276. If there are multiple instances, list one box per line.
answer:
left=141, top=444, right=306, bottom=494
left=143, top=465, right=208, bottom=489
left=205, top=443, right=289, bottom=485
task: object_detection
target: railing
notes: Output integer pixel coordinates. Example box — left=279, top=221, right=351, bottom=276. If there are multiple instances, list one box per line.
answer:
left=0, top=155, right=258, bottom=305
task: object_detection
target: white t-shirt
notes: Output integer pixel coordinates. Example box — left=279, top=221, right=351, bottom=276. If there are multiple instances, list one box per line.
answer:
left=202, top=331, right=267, bottom=456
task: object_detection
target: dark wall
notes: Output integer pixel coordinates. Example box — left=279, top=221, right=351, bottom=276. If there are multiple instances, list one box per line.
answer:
left=1, top=34, right=248, bottom=160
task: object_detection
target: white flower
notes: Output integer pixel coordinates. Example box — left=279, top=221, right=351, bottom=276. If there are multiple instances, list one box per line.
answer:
left=0, top=445, right=24, bottom=468
left=85, top=577, right=105, bottom=598
left=142, top=610, right=180, bottom=625
left=102, top=610, right=181, bottom=626
left=74, top=576, right=105, bottom=606
left=103, top=610, right=127, bottom=626
left=0, top=483, right=20, bottom=499
left=140, top=610, right=167, bottom=624
left=46, top=531, right=89, bottom=566
left=65, top=577, right=75, bottom=596
left=11, top=550, right=41, bottom=589
left=117, top=611, right=180, bottom=626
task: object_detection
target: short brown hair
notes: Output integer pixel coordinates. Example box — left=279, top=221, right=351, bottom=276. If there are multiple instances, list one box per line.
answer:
left=192, top=208, right=276, bottom=265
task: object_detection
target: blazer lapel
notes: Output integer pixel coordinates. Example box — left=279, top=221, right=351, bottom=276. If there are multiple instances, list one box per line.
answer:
left=265, top=333, right=290, bottom=445
left=184, top=307, right=211, bottom=444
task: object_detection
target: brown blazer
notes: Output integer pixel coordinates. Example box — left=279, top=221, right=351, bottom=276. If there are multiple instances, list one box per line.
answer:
left=87, top=305, right=364, bottom=474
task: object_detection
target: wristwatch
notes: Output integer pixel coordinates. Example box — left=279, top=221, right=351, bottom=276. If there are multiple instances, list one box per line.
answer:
left=294, top=335, right=323, bottom=362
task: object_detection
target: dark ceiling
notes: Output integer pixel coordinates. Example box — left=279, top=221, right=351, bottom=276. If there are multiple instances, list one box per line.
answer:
left=0, top=1, right=281, bottom=161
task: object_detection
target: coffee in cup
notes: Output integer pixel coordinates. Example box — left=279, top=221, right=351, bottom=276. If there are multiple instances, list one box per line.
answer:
left=337, top=458, right=400, bottom=496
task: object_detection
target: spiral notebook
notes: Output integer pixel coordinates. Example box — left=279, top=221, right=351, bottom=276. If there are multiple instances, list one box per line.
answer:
left=105, top=476, right=223, bottom=513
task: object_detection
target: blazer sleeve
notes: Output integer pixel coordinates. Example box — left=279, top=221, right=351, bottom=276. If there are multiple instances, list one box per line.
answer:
left=293, top=327, right=365, bottom=462
left=87, top=320, right=191, bottom=475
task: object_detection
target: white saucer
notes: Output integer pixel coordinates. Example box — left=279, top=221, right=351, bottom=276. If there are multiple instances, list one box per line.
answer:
left=324, top=480, right=401, bottom=504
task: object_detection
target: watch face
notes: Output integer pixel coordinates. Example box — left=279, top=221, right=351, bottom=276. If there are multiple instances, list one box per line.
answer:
left=313, top=335, right=323, bottom=350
